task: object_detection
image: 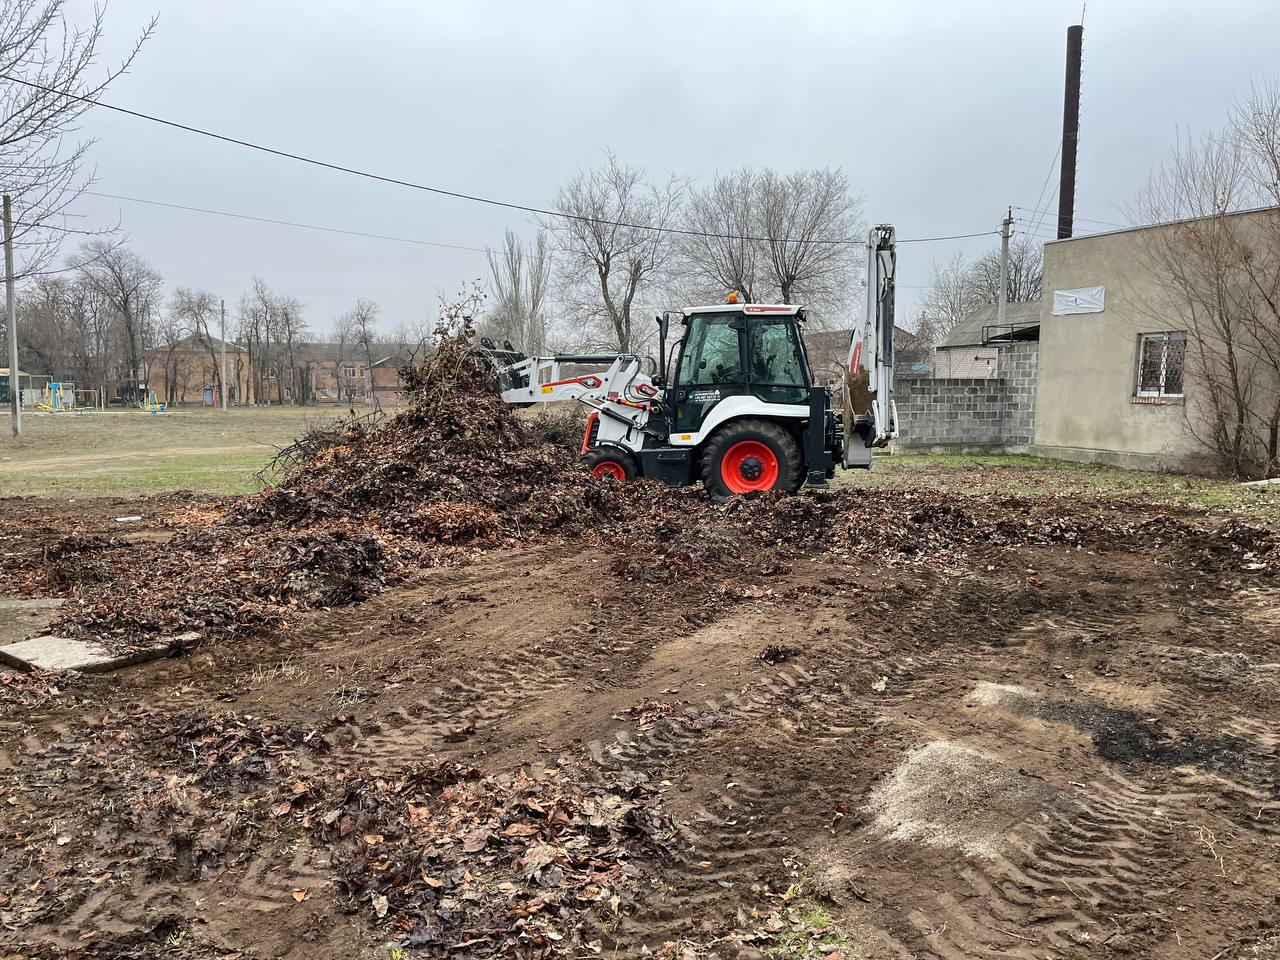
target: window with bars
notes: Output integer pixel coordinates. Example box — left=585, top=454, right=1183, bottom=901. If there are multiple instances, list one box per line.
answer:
left=1136, top=332, right=1186, bottom=398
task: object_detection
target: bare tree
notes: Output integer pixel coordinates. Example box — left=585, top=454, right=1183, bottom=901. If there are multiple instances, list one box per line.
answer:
left=916, top=253, right=984, bottom=342
left=549, top=151, right=684, bottom=352
left=916, top=238, right=1045, bottom=344
left=967, top=237, right=1044, bottom=305
left=679, top=166, right=863, bottom=326
left=151, top=306, right=187, bottom=404
left=1130, top=79, right=1280, bottom=478
left=343, top=297, right=380, bottom=409
left=329, top=311, right=354, bottom=403
left=76, top=240, right=161, bottom=403
left=277, top=295, right=306, bottom=404
left=486, top=228, right=551, bottom=354
left=0, top=1, right=155, bottom=277
left=680, top=168, right=764, bottom=303
left=170, top=287, right=221, bottom=400
left=757, top=167, right=863, bottom=309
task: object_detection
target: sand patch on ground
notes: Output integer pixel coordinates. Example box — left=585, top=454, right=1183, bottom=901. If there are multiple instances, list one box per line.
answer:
left=864, top=740, right=1048, bottom=860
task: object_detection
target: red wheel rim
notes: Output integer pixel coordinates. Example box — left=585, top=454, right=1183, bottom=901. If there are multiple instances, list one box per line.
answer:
left=721, top=440, right=779, bottom=493
left=591, top=460, right=626, bottom=480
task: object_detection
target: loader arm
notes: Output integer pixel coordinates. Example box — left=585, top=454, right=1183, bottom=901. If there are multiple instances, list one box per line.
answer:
left=843, top=224, right=898, bottom=467
left=497, top=353, right=660, bottom=440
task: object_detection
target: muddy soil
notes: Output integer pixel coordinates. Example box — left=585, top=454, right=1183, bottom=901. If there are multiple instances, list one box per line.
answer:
left=1, top=493, right=1278, bottom=960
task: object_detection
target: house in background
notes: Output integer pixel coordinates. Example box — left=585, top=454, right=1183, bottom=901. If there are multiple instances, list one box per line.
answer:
left=145, top=335, right=251, bottom=406
left=1030, top=217, right=1228, bottom=472
left=893, top=204, right=1279, bottom=473
left=932, top=300, right=1041, bottom=378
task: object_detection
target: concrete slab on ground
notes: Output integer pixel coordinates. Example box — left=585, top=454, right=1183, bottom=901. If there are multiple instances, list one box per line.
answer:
left=0, top=630, right=196, bottom=673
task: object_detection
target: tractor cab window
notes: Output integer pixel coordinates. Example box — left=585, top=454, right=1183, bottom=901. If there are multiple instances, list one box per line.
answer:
left=746, top=320, right=808, bottom=404
left=674, top=313, right=747, bottom=432
left=678, top=314, right=745, bottom=386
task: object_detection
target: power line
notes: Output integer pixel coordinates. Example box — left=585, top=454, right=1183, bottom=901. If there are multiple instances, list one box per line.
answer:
left=1014, top=205, right=1127, bottom=229
left=3, top=74, right=996, bottom=247
left=896, top=230, right=999, bottom=244
left=1024, top=141, right=1063, bottom=240
left=82, top=190, right=493, bottom=254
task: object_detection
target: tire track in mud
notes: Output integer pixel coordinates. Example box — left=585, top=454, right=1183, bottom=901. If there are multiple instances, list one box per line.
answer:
left=590, top=558, right=1280, bottom=959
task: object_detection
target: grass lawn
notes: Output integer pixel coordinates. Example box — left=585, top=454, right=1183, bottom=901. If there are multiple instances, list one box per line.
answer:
left=0, top=406, right=352, bottom=496
left=837, top=453, right=1280, bottom=522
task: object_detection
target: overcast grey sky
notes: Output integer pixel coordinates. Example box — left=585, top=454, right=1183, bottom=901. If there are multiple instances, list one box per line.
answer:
left=65, top=0, right=1278, bottom=338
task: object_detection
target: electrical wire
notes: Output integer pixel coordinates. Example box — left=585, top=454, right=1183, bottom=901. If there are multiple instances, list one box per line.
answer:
left=1014, top=205, right=1127, bottom=229
left=1024, top=141, right=1063, bottom=239
left=3, top=73, right=997, bottom=247
left=82, top=190, right=494, bottom=253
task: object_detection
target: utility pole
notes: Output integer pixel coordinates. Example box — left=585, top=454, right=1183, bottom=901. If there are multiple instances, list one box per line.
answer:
left=4, top=195, right=20, bottom=437
left=219, top=298, right=229, bottom=412
left=996, top=206, right=1012, bottom=332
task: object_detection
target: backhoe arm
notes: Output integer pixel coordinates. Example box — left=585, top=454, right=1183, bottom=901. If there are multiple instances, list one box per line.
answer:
left=844, top=224, right=898, bottom=467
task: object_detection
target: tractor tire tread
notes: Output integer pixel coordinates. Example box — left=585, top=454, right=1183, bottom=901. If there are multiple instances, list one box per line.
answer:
left=700, top=418, right=803, bottom=500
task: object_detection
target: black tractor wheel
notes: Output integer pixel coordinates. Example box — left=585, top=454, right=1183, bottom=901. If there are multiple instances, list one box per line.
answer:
left=581, top=446, right=638, bottom=482
left=701, top=419, right=803, bottom=500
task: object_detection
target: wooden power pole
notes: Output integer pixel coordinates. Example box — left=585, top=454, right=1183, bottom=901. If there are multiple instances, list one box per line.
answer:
left=3, top=195, right=19, bottom=437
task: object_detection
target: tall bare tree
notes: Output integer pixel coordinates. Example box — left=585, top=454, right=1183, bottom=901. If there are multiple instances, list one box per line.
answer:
left=757, top=167, right=863, bottom=309
left=1131, top=79, right=1280, bottom=478
left=680, top=168, right=763, bottom=303
left=549, top=151, right=684, bottom=352
left=170, top=287, right=221, bottom=400
left=916, top=239, right=1045, bottom=343
left=486, top=228, right=551, bottom=354
left=277, top=295, right=306, bottom=403
left=329, top=310, right=354, bottom=403
left=0, top=1, right=155, bottom=277
left=151, top=306, right=188, bottom=404
left=76, top=240, right=161, bottom=402
left=680, top=167, right=863, bottom=326
left=342, top=297, right=380, bottom=409
left=967, top=237, right=1044, bottom=305
left=916, top=253, right=985, bottom=343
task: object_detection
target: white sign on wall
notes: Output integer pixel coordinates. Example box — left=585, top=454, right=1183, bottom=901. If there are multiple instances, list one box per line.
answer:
left=1052, top=286, right=1106, bottom=315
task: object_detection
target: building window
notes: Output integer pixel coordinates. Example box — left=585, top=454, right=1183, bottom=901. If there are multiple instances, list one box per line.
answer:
left=344, top=365, right=357, bottom=380
left=1136, top=332, right=1186, bottom=398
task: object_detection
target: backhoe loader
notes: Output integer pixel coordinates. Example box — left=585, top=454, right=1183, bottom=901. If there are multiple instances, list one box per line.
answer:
left=485, top=225, right=898, bottom=498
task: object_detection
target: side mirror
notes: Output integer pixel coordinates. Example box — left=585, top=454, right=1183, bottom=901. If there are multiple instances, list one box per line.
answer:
left=657, top=313, right=670, bottom=343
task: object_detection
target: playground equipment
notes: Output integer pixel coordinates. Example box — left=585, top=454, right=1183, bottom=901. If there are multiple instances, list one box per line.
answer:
left=35, top=381, right=69, bottom=412
left=142, top=390, right=167, bottom=414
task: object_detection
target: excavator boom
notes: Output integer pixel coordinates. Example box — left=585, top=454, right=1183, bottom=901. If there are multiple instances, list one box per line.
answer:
left=844, top=224, right=898, bottom=467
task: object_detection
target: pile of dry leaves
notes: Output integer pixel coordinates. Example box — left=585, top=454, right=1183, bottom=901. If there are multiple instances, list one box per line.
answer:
left=314, top=761, right=682, bottom=955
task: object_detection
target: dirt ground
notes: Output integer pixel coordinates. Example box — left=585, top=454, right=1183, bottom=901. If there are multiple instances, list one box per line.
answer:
left=1, top=484, right=1277, bottom=960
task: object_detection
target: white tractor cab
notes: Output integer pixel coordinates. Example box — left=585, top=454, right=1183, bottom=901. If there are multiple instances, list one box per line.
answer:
left=493, top=225, right=899, bottom=499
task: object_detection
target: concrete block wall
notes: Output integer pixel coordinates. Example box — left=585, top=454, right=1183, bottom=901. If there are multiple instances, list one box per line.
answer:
left=893, top=343, right=1038, bottom=453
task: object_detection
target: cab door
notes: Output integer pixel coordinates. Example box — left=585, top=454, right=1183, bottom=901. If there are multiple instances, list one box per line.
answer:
left=672, top=313, right=749, bottom=433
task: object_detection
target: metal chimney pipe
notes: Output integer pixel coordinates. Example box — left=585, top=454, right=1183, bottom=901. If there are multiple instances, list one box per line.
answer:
left=1056, top=24, right=1083, bottom=239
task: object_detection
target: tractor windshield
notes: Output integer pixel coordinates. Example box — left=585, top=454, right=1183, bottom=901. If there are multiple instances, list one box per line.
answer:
left=677, top=313, right=744, bottom=387
left=745, top=319, right=808, bottom=404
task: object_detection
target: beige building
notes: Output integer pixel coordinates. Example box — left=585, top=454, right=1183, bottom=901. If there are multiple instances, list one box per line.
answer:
left=1027, top=212, right=1276, bottom=472
left=895, top=205, right=1279, bottom=474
